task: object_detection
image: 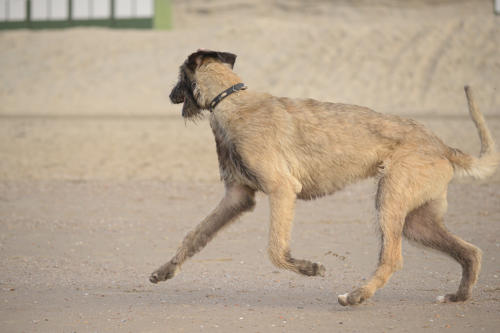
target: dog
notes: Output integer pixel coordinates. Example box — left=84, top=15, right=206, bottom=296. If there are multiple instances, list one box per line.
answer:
left=149, top=50, right=499, bottom=306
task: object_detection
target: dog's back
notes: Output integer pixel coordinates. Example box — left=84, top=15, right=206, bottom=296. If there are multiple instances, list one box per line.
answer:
left=220, top=92, right=454, bottom=199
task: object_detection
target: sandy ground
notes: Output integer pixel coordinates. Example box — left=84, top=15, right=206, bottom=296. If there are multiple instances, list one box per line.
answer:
left=0, top=179, right=500, bottom=332
left=1, top=0, right=500, bottom=332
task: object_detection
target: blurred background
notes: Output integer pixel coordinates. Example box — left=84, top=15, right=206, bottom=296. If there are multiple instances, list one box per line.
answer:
left=1, top=0, right=499, bottom=182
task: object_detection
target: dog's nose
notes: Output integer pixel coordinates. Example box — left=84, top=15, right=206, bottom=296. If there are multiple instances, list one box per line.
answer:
left=169, top=90, right=185, bottom=104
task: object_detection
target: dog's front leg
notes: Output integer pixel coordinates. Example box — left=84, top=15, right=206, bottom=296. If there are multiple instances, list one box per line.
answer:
left=149, top=184, right=255, bottom=283
left=267, top=186, right=325, bottom=277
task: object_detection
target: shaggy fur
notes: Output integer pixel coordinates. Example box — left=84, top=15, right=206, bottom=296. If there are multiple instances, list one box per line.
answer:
left=150, top=50, right=499, bottom=306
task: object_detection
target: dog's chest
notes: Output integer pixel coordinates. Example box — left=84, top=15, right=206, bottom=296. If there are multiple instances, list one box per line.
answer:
left=210, top=118, right=260, bottom=189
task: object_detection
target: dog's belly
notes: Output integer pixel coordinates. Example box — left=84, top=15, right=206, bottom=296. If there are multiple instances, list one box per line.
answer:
left=293, top=153, right=380, bottom=200
left=296, top=172, right=368, bottom=200
left=297, top=182, right=343, bottom=200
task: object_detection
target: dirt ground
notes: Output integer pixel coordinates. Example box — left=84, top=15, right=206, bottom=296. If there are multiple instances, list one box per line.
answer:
left=1, top=0, right=500, bottom=332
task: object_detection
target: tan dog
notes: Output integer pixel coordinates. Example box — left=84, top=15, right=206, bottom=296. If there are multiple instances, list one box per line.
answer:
left=150, top=50, right=499, bottom=306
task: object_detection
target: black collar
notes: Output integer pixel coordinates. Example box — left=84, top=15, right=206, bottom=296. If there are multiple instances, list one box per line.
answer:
left=209, top=83, right=247, bottom=112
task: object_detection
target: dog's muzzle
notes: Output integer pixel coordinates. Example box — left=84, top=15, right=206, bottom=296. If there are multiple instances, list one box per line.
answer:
left=169, top=86, right=185, bottom=104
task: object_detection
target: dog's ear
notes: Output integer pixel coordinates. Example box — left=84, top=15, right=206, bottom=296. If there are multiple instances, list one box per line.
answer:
left=186, top=50, right=237, bottom=71
left=216, top=52, right=237, bottom=68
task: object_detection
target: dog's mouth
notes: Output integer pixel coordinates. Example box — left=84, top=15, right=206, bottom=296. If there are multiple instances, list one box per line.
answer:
left=173, top=97, right=185, bottom=104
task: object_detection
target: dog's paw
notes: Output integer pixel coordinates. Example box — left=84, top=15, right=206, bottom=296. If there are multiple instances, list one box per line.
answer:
left=338, top=288, right=370, bottom=306
left=297, top=261, right=326, bottom=277
left=337, top=293, right=349, bottom=306
left=149, top=272, right=162, bottom=284
left=149, top=262, right=179, bottom=284
left=314, top=263, right=326, bottom=277
left=436, top=292, right=470, bottom=303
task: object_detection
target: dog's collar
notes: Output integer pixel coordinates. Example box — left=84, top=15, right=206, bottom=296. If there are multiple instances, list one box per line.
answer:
left=209, top=83, right=247, bottom=112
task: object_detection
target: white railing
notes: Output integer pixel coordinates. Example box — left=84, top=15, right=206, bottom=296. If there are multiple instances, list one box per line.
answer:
left=0, top=0, right=154, bottom=23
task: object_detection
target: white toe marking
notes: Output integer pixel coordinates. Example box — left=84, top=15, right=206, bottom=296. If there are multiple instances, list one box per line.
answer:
left=436, top=295, right=445, bottom=303
left=338, top=293, right=349, bottom=302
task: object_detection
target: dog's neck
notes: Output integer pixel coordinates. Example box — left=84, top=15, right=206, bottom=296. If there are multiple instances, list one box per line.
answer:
left=194, top=62, right=244, bottom=110
left=208, top=83, right=247, bottom=112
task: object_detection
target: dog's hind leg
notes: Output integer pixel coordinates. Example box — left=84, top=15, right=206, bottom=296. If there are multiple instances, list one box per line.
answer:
left=338, top=176, right=406, bottom=306
left=267, top=184, right=326, bottom=277
left=338, top=155, right=466, bottom=306
left=149, top=183, right=255, bottom=283
left=339, top=155, right=448, bottom=306
left=403, top=194, right=482, bottom=303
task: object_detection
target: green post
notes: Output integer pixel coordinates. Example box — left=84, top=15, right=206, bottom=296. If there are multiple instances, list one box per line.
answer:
left=26, top=0, right=31, bottom=28
left=111, top=0, right=115, bottom=27
left=154, top=0, right=172, bottom=30
left=68, top=0, right=72, bottom=25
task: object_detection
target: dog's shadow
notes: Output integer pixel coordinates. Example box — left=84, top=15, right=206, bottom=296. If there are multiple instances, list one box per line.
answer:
left=151, top=285, right=341, bottom=309
left=131, top=278, right=403, bottom=311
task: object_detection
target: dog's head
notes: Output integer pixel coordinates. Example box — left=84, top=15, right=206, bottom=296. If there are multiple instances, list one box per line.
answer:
left=170, top=50, right=237, bottom=119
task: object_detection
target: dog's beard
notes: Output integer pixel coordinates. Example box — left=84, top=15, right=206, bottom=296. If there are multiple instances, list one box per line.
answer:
left=170, top=83, right=204, bottom=120
left=181, top=93, right=204, bottom=120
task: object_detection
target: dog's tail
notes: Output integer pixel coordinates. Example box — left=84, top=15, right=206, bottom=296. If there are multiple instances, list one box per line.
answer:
left=446, top=86, right=499, bottom=180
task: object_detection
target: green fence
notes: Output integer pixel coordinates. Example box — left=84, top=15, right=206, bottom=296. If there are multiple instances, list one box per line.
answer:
left=0, top=0, right=171, bottom=30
